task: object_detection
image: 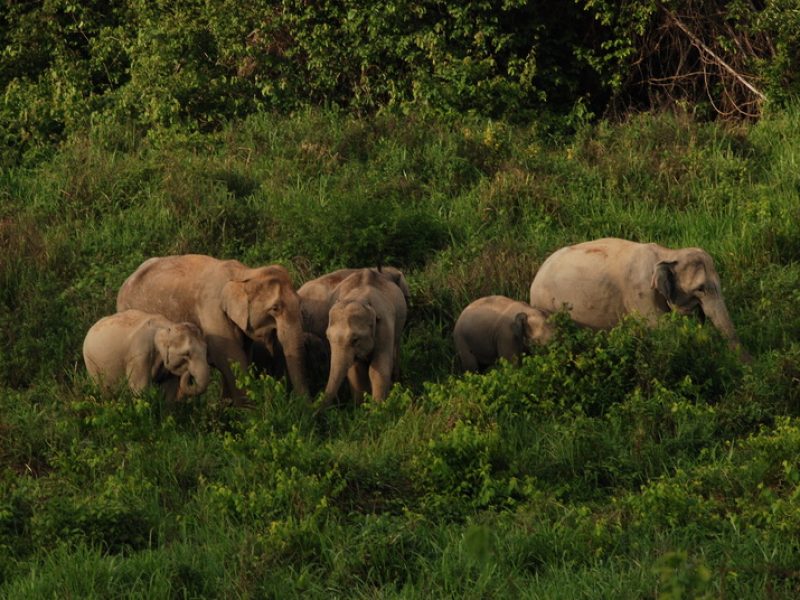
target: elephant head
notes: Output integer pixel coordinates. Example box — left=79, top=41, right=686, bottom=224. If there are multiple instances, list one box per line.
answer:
left=512, top=309, right=555, bottom=350
left=650, top=248, right=746, bottom=355
left=153, top=323, right=210, bottom=398
left=324, top=300, right=377, bottom=403
left=222, top=266, right=309, bottom=395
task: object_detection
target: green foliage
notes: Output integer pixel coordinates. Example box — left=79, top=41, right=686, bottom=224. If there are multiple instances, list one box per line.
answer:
left=4, top=107, right=800, bottom=596
left=3, top=0, right=800, bottom=167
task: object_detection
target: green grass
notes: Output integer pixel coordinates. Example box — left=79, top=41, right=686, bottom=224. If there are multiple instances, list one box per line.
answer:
left=2, top=107, right=800, bottom=597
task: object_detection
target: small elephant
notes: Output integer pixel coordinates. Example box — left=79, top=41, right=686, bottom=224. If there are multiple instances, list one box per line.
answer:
left=454, top=296, right=555, bottom=372
left=299, top=266, right=410, bottom=339
left=83, top=309, right=210, bottom=399
left=529, top=237, right=748, bottom=357
left=116, top=254, right=308, bottom=400
left=322, top=268, right=407, bottom=407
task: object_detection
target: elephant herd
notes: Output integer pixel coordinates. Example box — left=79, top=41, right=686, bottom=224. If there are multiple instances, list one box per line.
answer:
left=83, top=237, right=748, bottom=406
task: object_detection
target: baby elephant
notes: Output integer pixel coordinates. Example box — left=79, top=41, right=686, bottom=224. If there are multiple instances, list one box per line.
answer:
left=83, top=309, right=210, bottom=399
left=454, top=296, right=554, bottom=372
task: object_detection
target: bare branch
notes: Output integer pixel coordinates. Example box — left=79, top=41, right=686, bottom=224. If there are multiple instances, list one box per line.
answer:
left=664, top=8, right=766, bottom=101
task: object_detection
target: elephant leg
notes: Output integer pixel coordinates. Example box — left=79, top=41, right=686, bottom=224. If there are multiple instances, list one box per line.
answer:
left=368, top=354, right=393, bottom=402
left=208, top=338, right=249, bottom=403
left=347, top=362, right=370, bottom=405
left=392, top=339, right=401, bottom=382
left=126, top=359, right=152, bottom=394
left=457, top=346, right=479, bottom=373
left=496, top=337, right=523, bottom=365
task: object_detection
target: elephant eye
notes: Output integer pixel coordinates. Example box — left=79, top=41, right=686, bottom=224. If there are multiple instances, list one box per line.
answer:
left=270, top=303, right=282, bottom=314
left=695, top=284, right=706, bottom=294
left=351, top=335, right=360, bottom=345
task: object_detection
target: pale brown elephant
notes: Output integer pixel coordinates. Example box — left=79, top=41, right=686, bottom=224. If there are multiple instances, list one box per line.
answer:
left=529, top=238, right=748, bottom=357
left=117, top=255, right=308, bottom=400
left=299, top=266, right=409, bottom=386
left=454, top=296, right=555, bottom=372
left=322, top=269, right=407, bottom=407
left=83, top=309, right=210, bottom=399
left=299, top=266, right=410, bottom=339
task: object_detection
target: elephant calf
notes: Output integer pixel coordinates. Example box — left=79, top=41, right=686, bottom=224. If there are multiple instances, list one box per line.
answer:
left=322, top=269, right=408, bottom=407
left=299, top=265, right=410, bottom=389
left=454, top=296, right=554, bottom=372
left=299, top=266, right=410, bottom=339
left=83, top=309, right=210, bottom=399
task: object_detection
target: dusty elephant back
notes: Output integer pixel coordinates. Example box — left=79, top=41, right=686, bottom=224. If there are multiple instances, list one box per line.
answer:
left=83, top=309, right=158, bottom=388
left=529, top=239, right=657, bottom=328
left=116, top=255, right=240, bottom=325
left=334, top=269, right=407, bottom=315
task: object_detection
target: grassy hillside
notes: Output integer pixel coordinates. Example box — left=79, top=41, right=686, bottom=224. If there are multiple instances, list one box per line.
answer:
left=2, top=107, right=800, bottom=597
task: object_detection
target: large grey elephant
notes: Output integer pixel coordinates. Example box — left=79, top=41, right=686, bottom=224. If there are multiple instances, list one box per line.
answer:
left=454, top=296, right=555, bottom=372
left=529, top=238, right=747, bottom=356
left=322, top=268, right=407, bottom=407
left=83, top=309, right=210, bottom=399
left=299, top=266, right=410, bottom=339
left=117, top=254, right=308, bottom=400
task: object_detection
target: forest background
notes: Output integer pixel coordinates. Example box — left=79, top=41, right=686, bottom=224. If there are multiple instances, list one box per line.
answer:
left=3, top=1, right=800, bottom=597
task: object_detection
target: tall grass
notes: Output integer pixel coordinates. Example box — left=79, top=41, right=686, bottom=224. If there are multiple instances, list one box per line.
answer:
left=2, top=107, right=800, bottom=597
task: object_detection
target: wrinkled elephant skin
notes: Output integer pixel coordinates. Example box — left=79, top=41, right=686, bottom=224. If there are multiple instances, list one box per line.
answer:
left=117, top=254, right=308, bottom=400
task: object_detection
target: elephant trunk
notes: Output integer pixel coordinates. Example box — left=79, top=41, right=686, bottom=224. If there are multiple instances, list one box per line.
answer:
left=178, top=360, right=210, bottom=398
left=277, top=318, right=309, bottom=397
left=701, top=296, right=751, bottom=361
left=323, top=348, right=352, bottom=406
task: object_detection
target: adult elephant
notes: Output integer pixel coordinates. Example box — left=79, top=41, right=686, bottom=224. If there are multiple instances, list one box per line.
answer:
left=83, top=309, right=210, bottom=400
left=117, top=255, right=308, bottom=400
left=322, top=269, right=407, bottom=408
left=454, top=296, right=555, bottom=372
left=529, top=238, right=748, bottom=357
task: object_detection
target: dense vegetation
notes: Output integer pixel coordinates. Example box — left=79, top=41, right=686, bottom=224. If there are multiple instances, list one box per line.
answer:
left=2, top=107, right=800, bottom=597
left=4, top=0, right=800, bottom=167
left=3, top=0, right=800, bottom=597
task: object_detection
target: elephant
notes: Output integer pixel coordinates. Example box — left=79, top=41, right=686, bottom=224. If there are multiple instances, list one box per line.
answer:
left=529, top=237, right=748, bottom=357
left=322, top=268, right=407, bottom=407
left=83, top=309, right=210, bottom=399
left=246, top=330, right=331, bottom=396
left=117, top=254, right=308, bottom=400
left=299, top=266, right=409, bottom=386
left=454, top=296, right=555, bottom=372
left=298, top=266, right=410, bottom=339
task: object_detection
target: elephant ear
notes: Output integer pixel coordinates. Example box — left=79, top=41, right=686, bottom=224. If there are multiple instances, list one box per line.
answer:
left=222, top=280, right=250, bottom=332
left=651, top=261, right=678, bottom=303
left=512, top=312, right=528, bottom=342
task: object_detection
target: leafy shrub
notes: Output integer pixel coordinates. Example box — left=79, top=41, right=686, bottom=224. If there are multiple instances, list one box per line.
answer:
left=31, top=491, right=156, bottom=554
left=267, top=194, right=449, bottom=270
